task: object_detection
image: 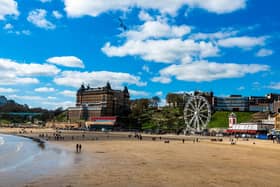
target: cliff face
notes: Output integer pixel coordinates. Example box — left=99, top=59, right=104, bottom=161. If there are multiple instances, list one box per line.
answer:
left=0, top=96, right=8, bottom=106
left=0, top=96, right=29, bottom=112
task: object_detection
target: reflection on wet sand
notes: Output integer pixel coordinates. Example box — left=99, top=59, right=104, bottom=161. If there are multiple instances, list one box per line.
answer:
left=0, top=134, right=75, bottom=187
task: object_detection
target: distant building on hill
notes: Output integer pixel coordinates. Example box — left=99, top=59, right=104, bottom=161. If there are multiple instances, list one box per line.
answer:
left=165, top=91, right=280, bottom=113
left=68, top=82, right=130, bottom=122
left=273, top=101, right=280, bottom=113
left=266, top=93, right=280, bottom=101
left=214, top=95, right=249, bottom=112
left=275, top=113, right=280, bottom=131
left=248, top=93, right=280, bottom=112
left=194, top=91, right=214, bottom=110
left=249, top=96, right=272, bottom=112
left=166, top=91, right=214, bottom=109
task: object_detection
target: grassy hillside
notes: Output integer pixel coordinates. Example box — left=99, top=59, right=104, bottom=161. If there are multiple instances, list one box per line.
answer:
left=208, top=111, right=254, bottom=128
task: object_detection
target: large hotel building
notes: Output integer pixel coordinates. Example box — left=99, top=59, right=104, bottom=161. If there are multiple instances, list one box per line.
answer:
left=68, top=83, right=130, bottom=122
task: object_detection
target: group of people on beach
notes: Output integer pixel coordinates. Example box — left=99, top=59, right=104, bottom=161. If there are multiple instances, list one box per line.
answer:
left=128, top=133, right=143, bottom=140
left=76, top=144, right=82, bottom=153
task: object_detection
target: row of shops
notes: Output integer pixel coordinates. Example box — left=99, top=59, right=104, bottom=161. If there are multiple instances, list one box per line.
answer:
left=226, top=112, right=280, bottom=138
left=85, top=116, right=117, bottom=130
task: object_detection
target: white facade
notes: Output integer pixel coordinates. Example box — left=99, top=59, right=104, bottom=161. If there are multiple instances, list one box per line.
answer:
left=231, top=123, right=273, bottom=131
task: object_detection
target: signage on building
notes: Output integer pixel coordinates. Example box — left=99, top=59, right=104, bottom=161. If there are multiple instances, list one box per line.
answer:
left=90, top=116, right=117, bottom=126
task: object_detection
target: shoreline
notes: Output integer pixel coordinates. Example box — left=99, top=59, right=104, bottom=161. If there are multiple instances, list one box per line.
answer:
left=1, top=128, right=280, bottom=187
left=0, top=131, right=77, bottom=187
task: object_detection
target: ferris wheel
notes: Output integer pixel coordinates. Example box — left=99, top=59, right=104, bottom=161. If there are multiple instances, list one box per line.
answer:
left=184, top=95, right=211, bottom=133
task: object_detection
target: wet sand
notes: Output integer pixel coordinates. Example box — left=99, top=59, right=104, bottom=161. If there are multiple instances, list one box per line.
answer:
left=1, top=128, right=280, bottom=187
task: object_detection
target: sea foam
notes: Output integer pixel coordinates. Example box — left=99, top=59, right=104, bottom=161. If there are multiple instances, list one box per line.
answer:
left=0, top=136, right=5, bottom=146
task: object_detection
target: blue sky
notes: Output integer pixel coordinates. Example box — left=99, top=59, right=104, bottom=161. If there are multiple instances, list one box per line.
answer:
left=0, top=0, right=279, bottom=109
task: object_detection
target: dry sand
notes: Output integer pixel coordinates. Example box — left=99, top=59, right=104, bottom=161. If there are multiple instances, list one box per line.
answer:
left=1, top=128, right=280, bottom=187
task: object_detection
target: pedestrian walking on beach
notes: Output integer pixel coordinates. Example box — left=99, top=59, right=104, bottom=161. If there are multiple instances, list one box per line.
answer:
left=79, top=144, right=82, bottom=152
left=182, top=139, right=185, bottom=144
left=76, top=144, right=79, bottom=153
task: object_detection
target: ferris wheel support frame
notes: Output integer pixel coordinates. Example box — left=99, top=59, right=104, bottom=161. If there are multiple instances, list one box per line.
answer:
left=183, top=95, right=211, bottom=134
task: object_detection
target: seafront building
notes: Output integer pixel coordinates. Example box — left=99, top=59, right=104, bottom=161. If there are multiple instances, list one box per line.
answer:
left=272, top=100, right=280, bottom=113
left=165, top=91, right=280, bottom=113
left=200, top=93, right=280, bottom=113
left=275, top=113, right=280, bottom=131
left=227, top=112, right=274, bottom=135
left=214, top=95, right=249, bottom=112
left=68, top=83, right=130, bottom=123
left=249, top=96, right=272, bottom=112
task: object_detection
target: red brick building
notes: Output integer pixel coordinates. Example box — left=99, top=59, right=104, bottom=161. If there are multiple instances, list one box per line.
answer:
left=68, top=82, right=130, bottom=122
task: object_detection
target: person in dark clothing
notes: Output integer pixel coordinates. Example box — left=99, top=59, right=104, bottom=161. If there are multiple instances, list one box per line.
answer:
left=79, top=144, right=82, bottom=152
left=76, top=144, right=79, bottom=153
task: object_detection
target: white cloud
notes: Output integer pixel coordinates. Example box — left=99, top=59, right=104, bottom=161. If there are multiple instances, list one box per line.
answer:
left=52, top=10, right=63, bottom=19
left=142, top=65, right=150, bottom=73
left=129, top=89, right=149, bottom=97
left=46, top=56, right=84, bottom=68
left=0, top=58, right=60, bottom=85
left=237, top=86, right=245, bottom=91
left=155, top=91, right=163, bottom=96
left=60, top=90, right=76, bottom=97
left=54, top=70, right=147, bottom=89
left=218, top=36, right=266, bottom=49
left=186, top=0, right=246, bottom=14
left=3, top=23, right=30, bottom=35
left=256, top=48, right=273, bottom=57
left=63, top=0, right=247, bottom=18
left=21, top=30, right=31, bottom=35
left=8, top=94, right=73, bottom=109
left=121, top=20, right=191, bottom=40
left=34, top=87, right=56, bottom=92
left=42, top=101, right=74, bottom=109
left=159, top=98, right=166, bottom=107
left=151, top=76, right=171, bottom=84
left=102, top=39, right=219, bottom=64
left=0, top=0, right=19, bottom=20
left=27, top=9, right=55, bottom=30
left=268, top=83, right=280, bottom=90
left=0, top=77, right=39, bottom=85
left=152, top=60, right=270, bottom=83
left=138, top=10, right=153, bottom=21
left=3, top=23, right=13, bottom=30
left=190, top=30, right=238, bottom=40
left=102, top=19, right=209, bottom=64
left=9, top=95, right=46, bottom=101
left=0, top=58, right=60, bottom=76
left=6, top=29, right=31, bottom=36
left=0, top=87, right=17, bottom=93
left=47, top=96, right=56, bottom=100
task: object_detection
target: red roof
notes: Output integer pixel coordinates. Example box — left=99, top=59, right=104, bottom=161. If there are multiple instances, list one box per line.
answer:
left=91, top=116, right=117, bottom=121
left=227, top=129, right=257, bottom=134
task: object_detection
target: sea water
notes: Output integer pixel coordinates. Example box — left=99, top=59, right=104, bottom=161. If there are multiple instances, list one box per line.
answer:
left=0, top=134, right=74, bottom=186
left=0, top=134, right=41, bottom=172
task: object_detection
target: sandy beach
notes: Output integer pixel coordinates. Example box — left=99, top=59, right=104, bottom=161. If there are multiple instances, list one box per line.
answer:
left=1, top=128, right=280, bottom=187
